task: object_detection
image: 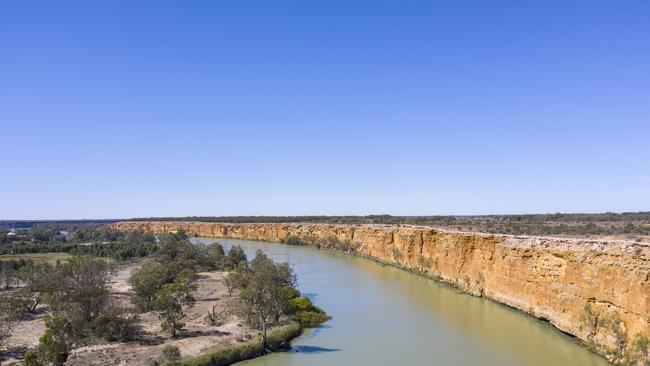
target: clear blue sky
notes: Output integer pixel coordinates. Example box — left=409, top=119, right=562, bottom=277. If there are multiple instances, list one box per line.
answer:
left=1, top=1, right=649, bottom=219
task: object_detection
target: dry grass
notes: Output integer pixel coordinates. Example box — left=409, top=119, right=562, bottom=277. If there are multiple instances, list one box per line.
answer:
left=0, top=252, right=73, bottom=263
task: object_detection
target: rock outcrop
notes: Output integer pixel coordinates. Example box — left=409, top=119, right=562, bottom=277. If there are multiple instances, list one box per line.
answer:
left=110, top=221, right=649, bottom=354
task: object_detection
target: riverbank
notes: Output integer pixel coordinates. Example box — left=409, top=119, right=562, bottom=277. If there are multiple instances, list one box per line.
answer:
left=177, top=322, right=301, bottom=366
left=67, top=268, right=261, bottom=366
left=1, top=263, right=290, bottom=365
left=109, top=221, right=649, bottom=362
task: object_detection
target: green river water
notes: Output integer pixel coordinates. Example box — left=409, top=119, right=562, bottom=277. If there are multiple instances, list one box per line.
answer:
left=194, top=238, right=608, bottom=366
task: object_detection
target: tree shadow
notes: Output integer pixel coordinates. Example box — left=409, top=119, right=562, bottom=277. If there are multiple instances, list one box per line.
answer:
left=0, top=345, right=28, bottom=362
left=197, top=297, right=220, bottom=302
left=17, top=308, right=45, bottom=321
left=292, top=345, right=340, bottom=354
left=176, top=329, right=231, bottom=338
left=136, top=334, right=166, bottom=346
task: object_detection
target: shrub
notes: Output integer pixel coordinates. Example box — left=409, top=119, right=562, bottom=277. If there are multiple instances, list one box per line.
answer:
left=0, top=289, right=33, bottom=320
left=207, top=304, right=224, bottom=326
left=289, top=296, right=331, bottom=327
left=602, top=312, right=627, bottom=358
left=162, top=344, right=182, bottom=364
left=23, top=350, right=42, bottom=366
left=578, top=304, right=598, bottom=343
left=315, top=236, right=358, bottom=253
left=623, top=333, right=649, bottom=366
left=39, top=315, right=75, bottom=365
left=129, top=260, right=174, bottom=311
left=226, top=246, right=247, bottom=269
left=296, top=311, right=331, bottom=327
left=281, top=235, right=308, bottom=246
left=153, top=283, right=192, bottom=337
left=92, top=307, right=140, bottom=341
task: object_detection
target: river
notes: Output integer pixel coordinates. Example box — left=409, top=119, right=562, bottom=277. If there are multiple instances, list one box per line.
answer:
left=193, top=238, right=608, bottom=366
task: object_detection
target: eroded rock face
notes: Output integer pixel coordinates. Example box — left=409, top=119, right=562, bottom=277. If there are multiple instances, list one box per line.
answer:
left=109, top=221, right=649, bottom=352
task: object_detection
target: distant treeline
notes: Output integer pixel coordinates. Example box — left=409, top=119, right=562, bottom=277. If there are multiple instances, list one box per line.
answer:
left=1, top=223, right=135, bottom=244
left=0, top=219, right=118, bottom=231
left=130, top=212, right=650, bottom=224
left=0, top=224, right=158, bottom=260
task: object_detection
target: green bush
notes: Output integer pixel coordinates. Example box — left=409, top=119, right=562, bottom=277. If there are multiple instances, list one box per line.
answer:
left=281, top=235, right=308, bottom=246
left=289, top=296, right=331, bottom=327
left=92, top=307, right=139, bottom=341
left=315, top=236, right=358, bottom=253
left=39, top=315, right=75, bottom=365
left=23, top=350, right=42, bottom=366
left=296, top=311, right=330, bottom=327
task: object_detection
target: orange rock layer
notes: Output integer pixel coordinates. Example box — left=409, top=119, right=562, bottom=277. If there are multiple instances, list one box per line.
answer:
left=109, top=221, right=649, bottom=351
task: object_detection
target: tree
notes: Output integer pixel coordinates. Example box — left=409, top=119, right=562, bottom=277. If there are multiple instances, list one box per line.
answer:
left=124, top=230, right=156, bottom=246
left=159, top=233, right=198, bottom=261
left=207, top=242, right=225, bottom=269
left=0, top=289, right=33, bottom=320
left=91, top=307, right=140, bottom=342
left=222, top=274, right=235, bottom=297
left=0, top=260, right=17, bottom=289
left=227, top=245, right=247, bottom=269
left=207, top=304, right=223, bottom=326
left=175, top=268, right=198, bottom=301
left=48, top=256, right=114, bottom=323
left=152, top=283, right=194, bottom=337
left=39, top=315, right=76, bottom=365
left=129, top=260, right=172, bottom=311
left=17, top=261, right=57, bottom=312
left=236, top=250, right=296, bottom=352
left=208, top=242, right=225, bottom=258
left=34, top=256, right=121, bottom=351
left=175, top=229, right=188, bottom=240
left=192, top=243, right=216, bottom=270
left=158, top=235, right=205, bottom=272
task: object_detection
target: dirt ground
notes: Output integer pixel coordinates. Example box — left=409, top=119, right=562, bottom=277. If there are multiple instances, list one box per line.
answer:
left=1, top=264, right=257, bottom=365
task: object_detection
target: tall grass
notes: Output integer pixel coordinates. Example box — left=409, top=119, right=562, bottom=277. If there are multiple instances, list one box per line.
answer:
left=177, top=322, right=301, bottom=366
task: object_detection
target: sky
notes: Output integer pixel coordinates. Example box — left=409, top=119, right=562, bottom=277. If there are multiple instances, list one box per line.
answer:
left=1, top=1, right=649, bottom=220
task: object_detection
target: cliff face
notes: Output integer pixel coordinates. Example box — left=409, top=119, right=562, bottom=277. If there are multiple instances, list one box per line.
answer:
left=110, top=221, right=649, bottom=351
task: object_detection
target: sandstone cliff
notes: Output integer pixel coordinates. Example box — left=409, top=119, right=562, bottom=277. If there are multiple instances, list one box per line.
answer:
left=109, top=221, right=649, bottom=355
